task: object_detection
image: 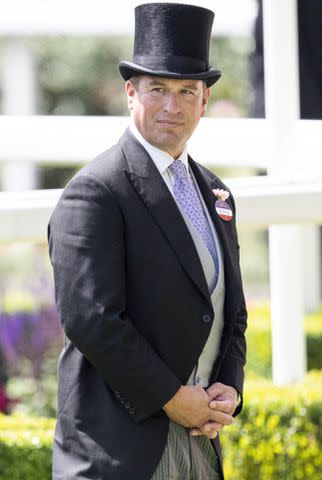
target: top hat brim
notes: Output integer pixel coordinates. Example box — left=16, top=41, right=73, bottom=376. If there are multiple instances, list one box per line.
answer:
left=119, top=61, right=222, bottom=87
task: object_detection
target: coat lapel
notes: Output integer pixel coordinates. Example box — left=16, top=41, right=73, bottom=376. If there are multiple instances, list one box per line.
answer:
left=188, top=156, right=241, bottom=326
left=119, top=129, right=212, bottom=309
left=188, top=157, right=235, bottom=272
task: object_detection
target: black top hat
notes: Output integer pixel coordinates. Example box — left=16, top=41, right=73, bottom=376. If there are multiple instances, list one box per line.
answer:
left=119, top=3, right=221, bottom=87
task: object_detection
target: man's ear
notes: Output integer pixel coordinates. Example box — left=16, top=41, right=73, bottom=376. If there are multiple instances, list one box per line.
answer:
left=201, top=87, right=211, bottom=117
left=125, top=80, right=135, bottom=111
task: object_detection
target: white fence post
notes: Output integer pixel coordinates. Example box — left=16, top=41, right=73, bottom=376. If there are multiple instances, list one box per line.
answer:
left=269, top=225, right=306, bottom=383
left=263, top=0, right=306, bottom=384
left=2, top=39, right=37, bottom=191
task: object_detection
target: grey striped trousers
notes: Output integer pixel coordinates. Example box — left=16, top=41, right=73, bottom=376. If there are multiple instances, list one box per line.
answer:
left=151, top=421, right=220, bottom=479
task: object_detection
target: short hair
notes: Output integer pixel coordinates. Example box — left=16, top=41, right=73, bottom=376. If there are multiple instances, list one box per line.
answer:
left=129, top=75, right=141, bottom=91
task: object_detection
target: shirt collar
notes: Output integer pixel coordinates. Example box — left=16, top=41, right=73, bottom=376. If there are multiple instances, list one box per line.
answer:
left=129, top=120, right=189, bottom=175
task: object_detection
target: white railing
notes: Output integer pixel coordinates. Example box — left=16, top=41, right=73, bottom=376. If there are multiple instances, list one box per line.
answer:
left=0, top=115, right=321, bottom=170
left=0, top=116, right=268, bottom=167
left=1, top=176, right=322, bottom=243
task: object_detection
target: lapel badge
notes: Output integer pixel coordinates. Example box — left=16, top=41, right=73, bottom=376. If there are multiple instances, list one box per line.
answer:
left=212, top=189, right=233, bottom=222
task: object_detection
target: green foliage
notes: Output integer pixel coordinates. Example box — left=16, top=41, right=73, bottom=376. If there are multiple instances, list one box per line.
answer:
left=210, top=36, right=252, bottom=115
left=221, top=371, right=322, bottom=480
left=0, top=414, right=54, bottom=480
left=33, top=36, right=132, bottom=116
left=246, top=303, right=322, bottom=379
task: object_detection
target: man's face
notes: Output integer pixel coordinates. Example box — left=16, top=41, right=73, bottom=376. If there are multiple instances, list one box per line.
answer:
left=126, top=76, right=211, bottom=159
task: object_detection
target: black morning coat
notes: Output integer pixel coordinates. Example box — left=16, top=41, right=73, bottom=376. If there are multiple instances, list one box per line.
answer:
left=48, top=128, right=247, bottom=480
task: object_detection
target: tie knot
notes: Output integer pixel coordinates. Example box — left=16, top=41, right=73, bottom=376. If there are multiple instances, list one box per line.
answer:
left=169, top=159, right=188, bottom=179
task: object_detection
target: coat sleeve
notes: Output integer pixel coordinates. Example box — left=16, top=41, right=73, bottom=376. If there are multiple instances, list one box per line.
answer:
left=48, top=172, right=182, bottom=423
left=216, top=296, right=247, bottom=417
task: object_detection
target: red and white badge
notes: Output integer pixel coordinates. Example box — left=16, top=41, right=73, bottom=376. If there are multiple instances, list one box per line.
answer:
left=215, top=199, right=233, bottom=221
left=212, top=188, right=233, bottom=221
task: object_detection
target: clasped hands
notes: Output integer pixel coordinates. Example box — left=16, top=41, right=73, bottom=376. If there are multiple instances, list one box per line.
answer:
left=163, top=382, right=237, bottom=439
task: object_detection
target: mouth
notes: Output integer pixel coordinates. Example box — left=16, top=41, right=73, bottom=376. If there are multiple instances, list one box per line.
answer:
left=157, top=120, right=184, bottom=129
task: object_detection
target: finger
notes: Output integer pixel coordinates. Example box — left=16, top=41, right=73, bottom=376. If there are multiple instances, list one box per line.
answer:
left=190, top=422, right=220, bottom=438
left=214, top=392, right=236, bottom=402
left=199, top=427, right=218, bottom=439
left=209, top=400, right=236, bottom=415
left=190, top=428, right=203, bottom=437
left=206, top=383, right=237, bottom=404
left=191, top=428, right=218, bottom=439
left=206, top=382, right=227, bottom=398
left=203, top=421, right=223, bottom=432
left=208, top=410, right=234, bottom=426
left=206, top=430, right=218, bottom=439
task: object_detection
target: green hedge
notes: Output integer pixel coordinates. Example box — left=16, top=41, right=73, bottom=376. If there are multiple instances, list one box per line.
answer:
left=1, top=372, right=321, bottom=480
left=0, top=415, right=54, bottom=480
left=246, top=303, right=322, bottom=378
left=221, top=371, right=322, bottom=479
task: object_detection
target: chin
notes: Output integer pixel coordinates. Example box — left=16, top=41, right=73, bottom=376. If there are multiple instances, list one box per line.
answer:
left=159, top=131, right=179, bottom=142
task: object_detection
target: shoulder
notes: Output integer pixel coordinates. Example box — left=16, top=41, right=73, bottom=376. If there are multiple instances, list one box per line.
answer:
left=50, top=140, right=128, bottom=223
left=64, top=128, right=144, bottom=192
left=76, top=142, right=126, bottom=187
left=60, top=133, right=131, bottom=200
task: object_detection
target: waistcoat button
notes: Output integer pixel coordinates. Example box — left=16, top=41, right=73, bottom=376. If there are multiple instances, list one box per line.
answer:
left=202, top=314, right=212, bottom=324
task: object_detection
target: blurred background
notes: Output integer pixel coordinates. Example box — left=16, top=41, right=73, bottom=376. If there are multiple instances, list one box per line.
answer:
left=0, top=1, right=321, bottom=479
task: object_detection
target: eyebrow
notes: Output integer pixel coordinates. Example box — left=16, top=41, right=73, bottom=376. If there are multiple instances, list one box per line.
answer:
left=147, top=80, right=199, bottom=91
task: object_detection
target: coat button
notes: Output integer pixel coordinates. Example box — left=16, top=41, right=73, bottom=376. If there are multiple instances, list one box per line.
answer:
left=202, top=314, right=212, bottom=324
left=120, top=397, right=126, bottom=404
left=125, top=402, right=131, bottom=409
left=114, top=391, right=121, bottom=398
left=129, top=408, right=136, bottom=415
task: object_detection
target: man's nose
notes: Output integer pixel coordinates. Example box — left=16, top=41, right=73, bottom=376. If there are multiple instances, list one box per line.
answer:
left=163, top=92, right=181, bottom=114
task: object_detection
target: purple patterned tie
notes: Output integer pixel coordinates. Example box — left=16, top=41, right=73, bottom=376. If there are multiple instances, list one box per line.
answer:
left=169, top=159, right=219, bottom=289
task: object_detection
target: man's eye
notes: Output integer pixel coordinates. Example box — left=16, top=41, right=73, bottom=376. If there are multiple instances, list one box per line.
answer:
left=182, top=89, right=194, bottom=95
left=151, top=87, right=163, bottom=93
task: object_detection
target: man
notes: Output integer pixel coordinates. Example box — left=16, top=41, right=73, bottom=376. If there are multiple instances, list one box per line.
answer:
left=48, top=3, right=247, bottom=479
